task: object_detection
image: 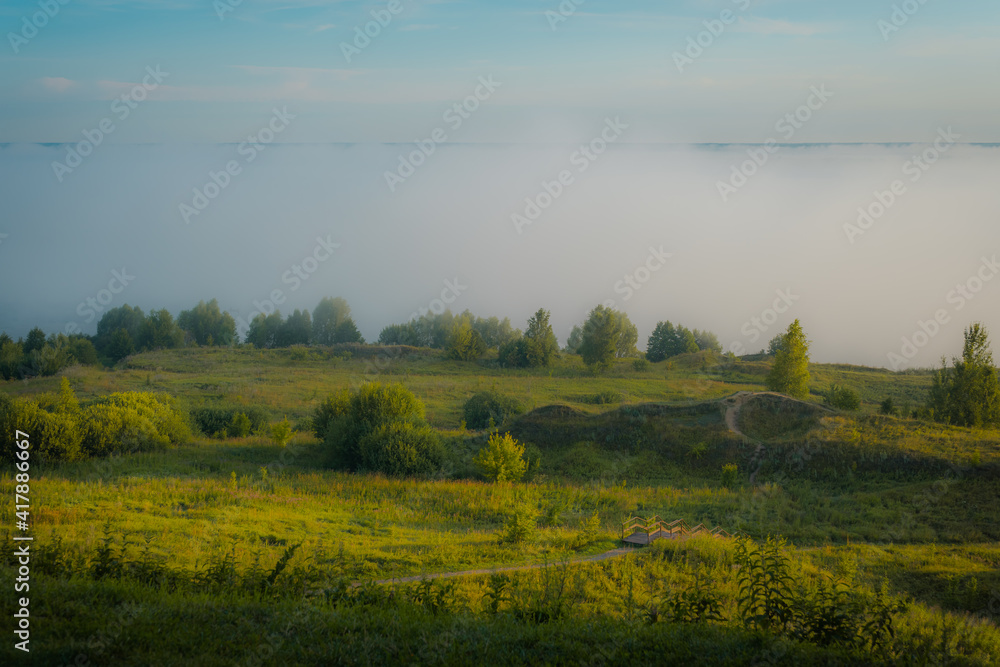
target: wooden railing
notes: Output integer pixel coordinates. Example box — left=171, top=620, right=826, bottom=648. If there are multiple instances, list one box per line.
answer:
left=621, top=516, right=731, bottom=543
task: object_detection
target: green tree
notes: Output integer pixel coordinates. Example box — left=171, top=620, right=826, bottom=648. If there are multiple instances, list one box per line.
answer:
left=312, top=297, right=358, bottom=345
left=446, top=321, right=487, bottom=361
left=523, top=308, right=559, bottom=367
left=765, top=320, right=810, bottom=399
left=646, top=321, right=675, bottom=362
left=927, top=323, right=1000, bottom=427
left=614, top=311, right=640, bottom=358
left=473, top=432, right=528, bottom=483
left=564, top=325, right=583, bottom=354
left=95, top=305, right=146, bottom=354
left=23, top=327, right=47, bottom=354
left=579, top=305, right=619, bottom=371
left=107, top=328, right=135, bottom=363
left=279, top=309, right=312, bottom=346
left=178, top=299, right=236, bottom=346
left=334, top=318, right=364, bottom=344
left=245, top=311, right=284, bottom=348
left=139, top=309, right=184, bottom=350
left=693, top=328, right=722, bottom=353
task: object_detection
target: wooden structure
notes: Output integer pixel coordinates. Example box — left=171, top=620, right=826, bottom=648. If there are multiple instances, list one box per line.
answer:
left=621, top=516, right=731, bottom=546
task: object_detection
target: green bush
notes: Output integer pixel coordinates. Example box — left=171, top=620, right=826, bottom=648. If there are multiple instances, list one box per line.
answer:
left=269, top=418, right=295, bottom=447
left=192, top=405, right=269, bottom=438
left=82, top=404, right=170, bottom=456
left=91, top=392, right=190, bottom=444
left=357, top=421, right=444, bottom=476
left=586, top=390, right=622, bottom=405
left=321, top=382, right=430, bottom=472
left=720, top=463, right=739, bottom=489
left=463, top=391, right=525, bottom=430
left=825, top=384, right=861, bottom=411
left=0, top=393, right=84, bottom=463
left=499, top=504, right=537, bottom=545
left=311, top=388, right=352, bottom=439
left=473, top=432, right=528, bottom=483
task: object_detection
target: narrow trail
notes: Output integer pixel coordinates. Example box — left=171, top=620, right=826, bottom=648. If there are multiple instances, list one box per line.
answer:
left=722, top=391, right=753, bottom=436
left=357, top=547, right=639, bottom=587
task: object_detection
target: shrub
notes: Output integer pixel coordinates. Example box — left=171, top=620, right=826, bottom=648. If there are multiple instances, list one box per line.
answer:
left=499, top=504, right=536, bottom=545
left=474, top=432, right=529, bottom=483
left=721, top=463, right=739, bottom=489
left=0, top=393, right=84, bottom=463
left=462, top=391, right=525, bottom=430
left=879, top=398, right=898, bottom=416
left=321, top=382, right=429, bottom=471
left=311, top=388, right=352, bottom=439
left=632, top=358, right=651, bottom=372
left=192, top=406, right=269, bottom=438
left=586, top=390, right=622, bottom=405
left=357, top=421, right=444, bottom=476
left=90, top=392, right=190, bottom=444
left=269, top=418, right=294, bottom=447
left=76, top=392, right=189, bottom=457
left=825, top=384, right=861, bottom=411
left=82, top=404, right=170, bottom=456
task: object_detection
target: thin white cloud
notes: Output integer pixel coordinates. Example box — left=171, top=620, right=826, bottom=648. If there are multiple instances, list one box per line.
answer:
left=39, top=77, right=77, bottom=93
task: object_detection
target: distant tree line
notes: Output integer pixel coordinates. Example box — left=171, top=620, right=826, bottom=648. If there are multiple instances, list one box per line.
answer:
left=1, top=296, right=725, bottom=378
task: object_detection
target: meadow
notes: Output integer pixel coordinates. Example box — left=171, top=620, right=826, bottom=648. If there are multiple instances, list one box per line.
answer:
left=1, top=345, right=999, bottom=665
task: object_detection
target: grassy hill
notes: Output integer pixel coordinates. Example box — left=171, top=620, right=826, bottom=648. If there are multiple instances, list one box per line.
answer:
left=2, top=346, right=999, bottom=665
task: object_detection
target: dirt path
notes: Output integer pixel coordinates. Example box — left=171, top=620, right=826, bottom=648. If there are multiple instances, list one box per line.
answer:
left=357, top=547, right=638, bottom=587
left=722, top=391, right=753, bottom=436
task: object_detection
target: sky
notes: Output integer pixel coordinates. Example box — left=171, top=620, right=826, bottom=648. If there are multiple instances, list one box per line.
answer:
left=1, top=0, right=999, bottom=370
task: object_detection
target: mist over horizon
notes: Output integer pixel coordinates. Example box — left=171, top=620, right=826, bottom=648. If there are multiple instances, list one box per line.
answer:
left=2, top=140, right=997, bottom=371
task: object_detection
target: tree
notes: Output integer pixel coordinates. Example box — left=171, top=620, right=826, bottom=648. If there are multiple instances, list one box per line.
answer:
left=614, top=311, right=640, bottom=358
left=473, top=432, right=528, bottom=483
left=579, top=305, right=620, bottom=371
left=927, top=323, right=1000, bottom=428
left=107, top=328, right=135, bottom=363
left=139, top=309, right=184, bottom=350
left=523, top=308, right=559, bottom=367
left=280, top=309, right=312, bottom=346
left=646, top=321, right=675, bottom=362
left=334, top=318, right=364, bottom=344
left=96, top=305, right=146, bottom=354
left=766, top=334, right=784, bottom=356
left=178, top=299, right=236, bottom=346
left=23, top=328, right=46, bottom=355
left=646, top=321, right=699, bottom=361
left=471, top=315, right=518, bottom=349
left=446, top=321, right=487, bottom=361
left=312, top=297, right=353, bottom=345
left=245, top=311, right=284, bottom=349
left=693, top=328, right=722, bottom=353
left=765, top=320, right=810, bottom=399
left=564, top=325, right=583, bottom=354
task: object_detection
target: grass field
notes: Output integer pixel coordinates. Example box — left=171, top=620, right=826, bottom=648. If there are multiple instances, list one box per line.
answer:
left=2, top=346, right=999, bottom=665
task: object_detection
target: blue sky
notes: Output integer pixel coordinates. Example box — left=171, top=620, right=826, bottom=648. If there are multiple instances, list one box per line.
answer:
left=3, top=0, right=1000, bottom=143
